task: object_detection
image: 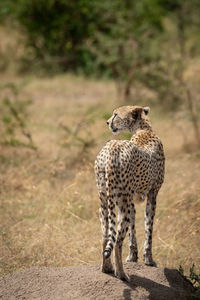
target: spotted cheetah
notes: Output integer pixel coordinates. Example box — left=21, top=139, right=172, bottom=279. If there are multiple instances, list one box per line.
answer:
left=94, top=105, right=165, bottom=281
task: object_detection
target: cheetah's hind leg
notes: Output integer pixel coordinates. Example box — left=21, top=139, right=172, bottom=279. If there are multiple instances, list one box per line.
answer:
left=99, top=203, right=114, bottom=274
left=143, top=190, right=157, bottom=267
left=126, top=203, right=138, bottom=262
left=114, top=201, right=131, bottom=281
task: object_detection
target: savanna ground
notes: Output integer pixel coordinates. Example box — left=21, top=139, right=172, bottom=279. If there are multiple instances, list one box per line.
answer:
left=0, top=70, right=200, bottom=279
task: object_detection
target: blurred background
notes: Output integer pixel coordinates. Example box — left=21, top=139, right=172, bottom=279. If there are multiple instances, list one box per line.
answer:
left=0, top=0, right=199, bottom=281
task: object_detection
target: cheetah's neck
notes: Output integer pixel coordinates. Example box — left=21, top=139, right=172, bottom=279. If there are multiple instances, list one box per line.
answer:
left=129, top=118, right=153, bottom=134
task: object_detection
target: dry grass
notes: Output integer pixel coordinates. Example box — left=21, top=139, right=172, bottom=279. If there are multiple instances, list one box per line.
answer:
left=0, top=73, right=200, bottom=277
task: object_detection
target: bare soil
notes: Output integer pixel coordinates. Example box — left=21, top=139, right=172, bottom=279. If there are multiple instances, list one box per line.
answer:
left=0, top=262, right=194, bottom=300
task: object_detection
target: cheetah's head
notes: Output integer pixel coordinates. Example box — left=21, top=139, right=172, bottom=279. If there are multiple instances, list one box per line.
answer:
left=106, top=106, right=150, bottom=134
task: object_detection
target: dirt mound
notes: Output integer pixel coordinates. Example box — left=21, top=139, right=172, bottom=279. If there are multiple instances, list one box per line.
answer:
left=0, top=263, right=194, bottom=300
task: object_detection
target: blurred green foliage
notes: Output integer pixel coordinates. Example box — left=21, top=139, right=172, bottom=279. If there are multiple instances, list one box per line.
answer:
left=0, top=0, right=199, bottom=77
left=0, top=0, right=198, bottom=75
left=0, top=0, right=200, bottom=145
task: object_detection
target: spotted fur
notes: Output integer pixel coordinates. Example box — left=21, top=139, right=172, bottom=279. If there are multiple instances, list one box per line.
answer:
left=94, top=106, right=165, bottom=281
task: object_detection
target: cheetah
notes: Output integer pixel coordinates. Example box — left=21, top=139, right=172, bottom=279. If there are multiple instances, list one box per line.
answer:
left=94, top=105, right=165, bottom=281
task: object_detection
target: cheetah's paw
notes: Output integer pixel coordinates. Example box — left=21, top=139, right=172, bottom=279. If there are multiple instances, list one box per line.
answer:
left=144, top=257, right=157, bottom=267
left=101, top=263, right=114, bottom=274
left=115, top=271, right=130, bottom=282
left=126, top=253, right=138, bottom=263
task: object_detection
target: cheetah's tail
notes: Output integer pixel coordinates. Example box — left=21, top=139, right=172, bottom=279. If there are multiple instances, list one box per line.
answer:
left=103, top=204, right=116, bottom=259
left=103, top=168, right=116, bottom=259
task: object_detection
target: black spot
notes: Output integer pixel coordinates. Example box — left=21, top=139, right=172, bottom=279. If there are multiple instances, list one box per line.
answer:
left=112, top=236, right=116, bottom=242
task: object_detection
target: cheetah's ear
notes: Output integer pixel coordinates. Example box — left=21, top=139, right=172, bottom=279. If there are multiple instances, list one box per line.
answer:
left=132, top=107, right=143, bottom=119
left=143, top=107, right=150, bottom=115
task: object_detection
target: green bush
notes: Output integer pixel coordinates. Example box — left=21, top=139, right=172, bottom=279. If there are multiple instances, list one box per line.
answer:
left=179, top=264, right=200, bottom=299
left=0, top=0, right=165, bottom=74
left=1, top=0, right=200, bottom=76
left=0, top=83, right=36, bottom=149
left=0, top=0, right=105, bottom=73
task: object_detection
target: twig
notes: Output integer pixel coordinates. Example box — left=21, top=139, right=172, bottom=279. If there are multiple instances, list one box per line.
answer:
left=64, top=208, right=88, bottom=224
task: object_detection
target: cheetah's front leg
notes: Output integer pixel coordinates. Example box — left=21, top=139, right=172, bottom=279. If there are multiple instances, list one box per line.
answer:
left=143, top=190, right=157, bottom=267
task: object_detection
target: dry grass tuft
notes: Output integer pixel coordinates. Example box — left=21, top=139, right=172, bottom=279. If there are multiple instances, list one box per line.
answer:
left=0, top=73, right=199, bottom=277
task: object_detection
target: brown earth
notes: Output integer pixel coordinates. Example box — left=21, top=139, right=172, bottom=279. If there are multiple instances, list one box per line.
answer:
left=0, top=263, right=194, bottom=300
